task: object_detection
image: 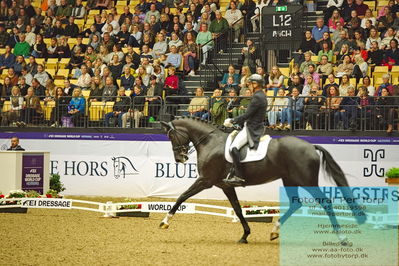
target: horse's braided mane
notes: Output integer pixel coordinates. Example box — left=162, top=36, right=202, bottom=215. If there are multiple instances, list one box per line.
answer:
left=176, top=116, right=219, bottom=128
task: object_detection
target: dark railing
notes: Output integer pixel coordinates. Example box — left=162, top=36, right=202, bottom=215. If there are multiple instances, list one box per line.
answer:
left=1, top=95, right=398, bottom=132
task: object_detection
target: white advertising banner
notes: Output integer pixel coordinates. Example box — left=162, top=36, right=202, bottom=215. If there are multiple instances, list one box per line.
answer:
left=0, top=133, right=398, bottom=201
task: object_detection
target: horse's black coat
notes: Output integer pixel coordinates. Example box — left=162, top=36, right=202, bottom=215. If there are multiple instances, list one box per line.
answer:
left=160, top=118, right=366, bottom=243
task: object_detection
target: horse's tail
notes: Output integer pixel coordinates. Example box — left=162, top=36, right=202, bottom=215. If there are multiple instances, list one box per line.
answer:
left=314, top=145, right=349, bottom=187
left=314, top=145, right=367, bottom=224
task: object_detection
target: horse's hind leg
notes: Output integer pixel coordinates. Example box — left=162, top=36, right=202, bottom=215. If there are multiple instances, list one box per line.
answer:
left=223, top=187, right=251, bottom=244
left=159, top=178, right=212, bottom=229
left=271, top=186, right=302, bottom=241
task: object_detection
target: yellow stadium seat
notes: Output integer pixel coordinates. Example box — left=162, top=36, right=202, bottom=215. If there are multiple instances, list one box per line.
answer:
left=56, top=68, right=70, bottom=77
left=54, top=79, right=64, bottom=87
left=266, top=90, right=275, bottom=96
left=88, top=10, right=99, bottom=16
left=2, top=101, right=10, bottom=112
left=116, top=0, right=128, bottom=6
left=1, top=68, right=7, bottom=78
left=373, top=66, right=389, bottom=73
left=46, top=58, right=58, bottom=69
left=391, top=72, right=399, bottom=84
left=89, top=102, right=104, bottom=121
left=104, top=101, right=115, bottom=114
left=43, top=101, right=55, bottom=120
left=0, top=48, right=6, bottom=54
left=82, top=90, right=91, bottom=98
left=36, top=58, right=45, bottom=65
left=125, top=90, right=132, bottom=96
left=58, top=58, right=70, bottom=68
left=311, top=55, right=318, bottom=62
left=391, top=65, right=399, bottom=72
left=82, top=38, right=90, bottom=45
left=46, top=68, right=56, bottom=77
left=349, top=78, right=357, bottom=86
left=280, top=67, right=290, bottom=77
left=70, top=79, right=78, bottom=85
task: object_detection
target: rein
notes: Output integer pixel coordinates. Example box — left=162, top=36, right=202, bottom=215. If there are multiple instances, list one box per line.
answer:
left=167, top=122, right=216, bottom=154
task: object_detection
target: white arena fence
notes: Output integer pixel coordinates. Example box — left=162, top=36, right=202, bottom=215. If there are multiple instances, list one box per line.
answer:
left=0, top=198, right=396, bottom=227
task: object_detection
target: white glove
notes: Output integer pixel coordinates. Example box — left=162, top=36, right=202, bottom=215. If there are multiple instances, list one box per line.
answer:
left=223, top=118, right=234, bottom=128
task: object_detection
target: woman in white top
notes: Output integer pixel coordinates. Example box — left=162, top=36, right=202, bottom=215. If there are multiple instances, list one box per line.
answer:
left=338, top=74, right=355, bottom=96
left=137, top=66, right=150, bottom=87
left=359, top=76, right=375, bottom=96
left=267, top=65, right=285, bottom=96
left=361, top=9, right=377, bottom=28
left=365, top=27, right=381, bottom=50
left=77, top=64, right=92, bottom=89
left=268, top=88, right=288, bottom=129
left=353, top=54, right=368, bottom=79
left=168, top=32, right=183, bottom=51
left=131, top=25, right=142, bottom=45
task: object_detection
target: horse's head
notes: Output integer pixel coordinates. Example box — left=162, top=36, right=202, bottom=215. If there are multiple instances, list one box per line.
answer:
left=161, top=121, right=190, bottom=163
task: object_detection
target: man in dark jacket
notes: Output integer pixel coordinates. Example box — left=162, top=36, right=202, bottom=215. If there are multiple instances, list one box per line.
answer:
left=7, top=136, right=25, bottom=150
left=223, top=74, right=267, bottom=185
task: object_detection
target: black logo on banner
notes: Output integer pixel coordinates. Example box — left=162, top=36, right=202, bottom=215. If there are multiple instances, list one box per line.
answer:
left=111, top=156, right=139, bottom=179
left=363, top=149, right=385, bottom=177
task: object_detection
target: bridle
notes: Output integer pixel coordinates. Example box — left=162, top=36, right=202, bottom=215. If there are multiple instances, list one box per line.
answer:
left=166, top=122, right=216, bottom=159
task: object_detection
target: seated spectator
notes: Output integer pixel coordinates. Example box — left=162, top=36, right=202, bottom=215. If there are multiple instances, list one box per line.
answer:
left=209, top=10, right=229, bottom=52
left=68, top=47, right=85, bottom=69
left=133, top=76, right=148, bottom=94
left=20, top=67, right=33, bottom=87
left=312, top=17, right=329, bottom=44
left=49, top=87, right=68, bottom=127
left=20, top=87, right=42, bottom=125
left=121, top=66, right=135, bottom=90
left=0, top=86, right=23, bottom=126
left=317, top=41, right=333, bottom=63
left=374, top=87, right=395, bottom=131
left=380, top=27, right=397, bottom=49
left=277, top=87, right=304, bottom=131
left=203, top=88, right=227, bottom=124
left=385, top=86, right=399, bottom=133
left=360, top=75, right=375, bottom=96
left=55, top=36, right=71, bottom=58
left=196, top=23, right=213, bottom=65
left=287, top=74, right=304, bottom=95
left=13, top=34, right=30, bottom=57
left=102, top=76, right=117, bottom=101
left=375, top=74, right=394, bottom=96
left=328, top=9, right=344, bottom=33
left=235, top=88, right=252, bottom=117
left=65, top=17, right=80, bottom=38
left=335, top=55, right=354, bottom=77
left=331, top=22, right=344, bottom=45
left=377, top=8, right=394, bottom=36
left=305, top=64, right=320, bottom=86
left=122, top=85, right=144, bottom=128
left=333, top=30, right=350, bottom=55
left=44, top=79, right=57, bottom=102
left=321, top=85, right=342, bottom=129
left=317, top=55, right=333, bottom=84
left=145, top=4, right=160, bottom=24
left=384, top=38, right=399, bottom=67
left=185, top=87, right=208, bottom=117
left=302, top=75, right=318, bottom=96
left=47, top=38, right=59, bottom=58
left=7, top=68, right=18, bottom=86
left=77, top=65, right=92, bottom=89
left=268, top=88, right=288, bottom=129
left=31, top=78, right=46, bottom=99
left=336, top=43, right=351, bottom=65
left=298, top=30, right=317, bottom=56
left=299, top=52, right=314, bottom=75
left=33, top=64, right=49, bottom=87
left=352, top=54, right=368, bottom=81
left=152, top=33, right=168, bottom=59
left=137, top=66, right=150, bottom=87
left=255, top=66, right=268, bottom=85
left=128, top=25, right=142, bottom=47
left=71, top=0, right=86, bottom=19
left=221, top=65, right=240, bottom=87
left=164, top=67, right=179, bottom=96
left=145, top=75, right=162, bottom=118
left=66, top=88, right=85, bottom=127
left=73, top=36, right=88, bottom=54
left=109, top=54, right=124, bottom=80
left=84, top=46, right=97, bottom=63
left=367, top=41, right=384, bottom=65
left=365, top=27, right=381, bottom=50
left=225, top=88, right=240, bottom=117
left=303, top=88, right=324, bottom=130
left=239, top=66, right=251, bottom=95
left=358, top=86, right=375, bottom=128
left=267, top=66, right=284, bottom=96
left=322, top=74, right=339, bottom=96
left=169, top=32, right=183, bottom=50
left=18, top=76, right=30, bottom=96
left=339, top=74, right=355, bottom=96
left=223, top=76, right=240, bottom=95
left=0, top=45, right=16, bottom=71
left=336, top=87, right=360, bottom=130
left=166, top=45, right=182, bottom=68
left=90, top=34, right=101, bottom=52
left=355, top=0, right=369, bottom=18
left=56, top=0, right=72, bottom=23
left=104, top=88, right=130, bottom=127
left=89, top=76, right=105, bottom=102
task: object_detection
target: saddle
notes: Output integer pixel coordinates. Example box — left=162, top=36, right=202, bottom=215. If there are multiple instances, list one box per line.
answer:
left=224, top=130, right=271, bottom=163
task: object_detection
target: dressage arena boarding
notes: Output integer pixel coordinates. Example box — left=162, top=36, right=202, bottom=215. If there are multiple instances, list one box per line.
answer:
left=1, top=196, right=398, bottom=266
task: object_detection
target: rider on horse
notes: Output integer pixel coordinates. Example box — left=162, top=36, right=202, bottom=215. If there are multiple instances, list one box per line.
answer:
left=223, top=74, right=267, bottom=185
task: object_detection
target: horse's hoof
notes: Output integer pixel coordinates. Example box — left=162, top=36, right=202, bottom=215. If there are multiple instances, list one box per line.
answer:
left=238, top=238, right=248, bottom=244
left=159, top=222, right=169, bottom=229
left=270, top=232, right=279, bottom=241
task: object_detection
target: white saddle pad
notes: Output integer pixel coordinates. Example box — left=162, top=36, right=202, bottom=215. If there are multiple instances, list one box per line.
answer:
left=225, top=131, right=271, bottom=163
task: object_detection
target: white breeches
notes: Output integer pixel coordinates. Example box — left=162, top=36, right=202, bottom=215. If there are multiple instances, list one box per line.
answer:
left=230, top=125, right=248, bottom=151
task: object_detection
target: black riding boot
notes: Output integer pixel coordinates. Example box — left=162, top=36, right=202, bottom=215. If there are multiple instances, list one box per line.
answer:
left=223, top=147, right=245, bottom=186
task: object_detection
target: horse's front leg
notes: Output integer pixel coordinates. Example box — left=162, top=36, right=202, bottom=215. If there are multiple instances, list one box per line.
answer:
left=159, top=177, right=212, bottom=229
left=222, top=187, right=251, bottom=243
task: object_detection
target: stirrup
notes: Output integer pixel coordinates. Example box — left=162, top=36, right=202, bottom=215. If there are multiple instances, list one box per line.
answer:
left=223, top=174, right=245, bottom=186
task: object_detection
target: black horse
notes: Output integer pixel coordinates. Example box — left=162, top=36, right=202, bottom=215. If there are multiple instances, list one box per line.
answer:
left=159, top=117, right=366, bottom=243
